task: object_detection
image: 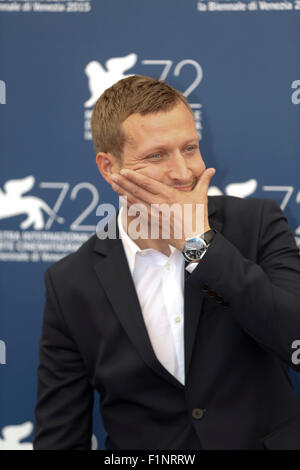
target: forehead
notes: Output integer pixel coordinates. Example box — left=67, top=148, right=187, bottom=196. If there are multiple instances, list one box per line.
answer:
left=121, top=102, right=197, bottom=149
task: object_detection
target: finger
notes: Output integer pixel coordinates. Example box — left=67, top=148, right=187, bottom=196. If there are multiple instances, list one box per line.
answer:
left=194, top=168, right=216, bottom=194
left=119, top=169, right=172, bottom=197
left=111, top=174, right=159, bottom=205
left=112, top=181, right=153, bottom=210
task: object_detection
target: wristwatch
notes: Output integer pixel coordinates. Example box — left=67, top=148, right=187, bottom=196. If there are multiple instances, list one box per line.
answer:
left=182, top=229, right=216, bottom=262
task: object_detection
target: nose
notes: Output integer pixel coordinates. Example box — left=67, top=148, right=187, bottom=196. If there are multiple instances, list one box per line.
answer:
left=168, top=151, right=193, bottom=185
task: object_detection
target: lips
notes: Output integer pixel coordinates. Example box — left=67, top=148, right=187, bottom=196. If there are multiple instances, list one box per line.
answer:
left=175, top=179, right=197, bottom=191
left=175, top=186, right=193, bottom=191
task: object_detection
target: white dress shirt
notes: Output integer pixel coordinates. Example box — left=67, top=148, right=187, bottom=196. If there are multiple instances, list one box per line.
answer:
left=118, top=205, right=198, bottom=386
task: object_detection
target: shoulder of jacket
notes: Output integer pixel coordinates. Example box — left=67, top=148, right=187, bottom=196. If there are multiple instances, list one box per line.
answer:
left=45, top=233, right=98, bottom=281
left=208, top=194, right=275, bottom=213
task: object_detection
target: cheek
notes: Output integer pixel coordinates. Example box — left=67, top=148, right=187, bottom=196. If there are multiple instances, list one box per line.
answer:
left=137, top=165, right=166, bottom=183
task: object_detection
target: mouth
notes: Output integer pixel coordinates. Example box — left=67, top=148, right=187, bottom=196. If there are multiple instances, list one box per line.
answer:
left=174, top=179, right=198, bottom=191
left=175, top=186, right=193, bottom=191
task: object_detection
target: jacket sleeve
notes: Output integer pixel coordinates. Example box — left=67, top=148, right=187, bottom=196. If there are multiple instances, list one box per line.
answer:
left=189, top=198, right=300, bottom=372
left=33, top=268, right=94, bottom=450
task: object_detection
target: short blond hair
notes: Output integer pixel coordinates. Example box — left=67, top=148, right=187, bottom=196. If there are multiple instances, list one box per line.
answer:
left=91, top=75, right=192, bottom=159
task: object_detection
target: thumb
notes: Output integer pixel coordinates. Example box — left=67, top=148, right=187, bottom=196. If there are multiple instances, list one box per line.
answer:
left=194, top=167, right=216, bottom=193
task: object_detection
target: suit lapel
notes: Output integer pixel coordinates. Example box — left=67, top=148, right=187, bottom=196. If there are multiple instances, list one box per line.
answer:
left=93, top=224, right=184, bottom=390
left=184, top=197, right=223, bottom=381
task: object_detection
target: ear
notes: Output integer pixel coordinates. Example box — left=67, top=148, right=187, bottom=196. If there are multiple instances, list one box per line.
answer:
left=96, top=152, right=121, bottom=185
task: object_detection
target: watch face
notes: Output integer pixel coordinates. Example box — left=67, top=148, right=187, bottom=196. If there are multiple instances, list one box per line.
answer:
left=185, top=237, right=206, bottom=251
left=184, top=237, right=207, bottom=261
left=185, top=249, right=205, bottom=261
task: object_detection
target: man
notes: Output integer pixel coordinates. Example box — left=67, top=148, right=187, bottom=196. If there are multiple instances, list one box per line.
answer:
left=34, top=75, right=300, bottom=450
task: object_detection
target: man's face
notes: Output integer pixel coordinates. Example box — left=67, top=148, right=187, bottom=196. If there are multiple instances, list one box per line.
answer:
left=118, top=101, right=206, bottom=192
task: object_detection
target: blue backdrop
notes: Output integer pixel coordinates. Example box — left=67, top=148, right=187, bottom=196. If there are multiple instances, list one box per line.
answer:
left=0, top=0, right=299, bottom=450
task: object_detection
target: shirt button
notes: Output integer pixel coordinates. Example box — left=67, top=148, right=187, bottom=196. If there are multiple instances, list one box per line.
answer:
left=174, top=316, right=181, bottom=323
left=192, top=408, right=204, bottom=420
left=165, top=263, right=171, bottom=270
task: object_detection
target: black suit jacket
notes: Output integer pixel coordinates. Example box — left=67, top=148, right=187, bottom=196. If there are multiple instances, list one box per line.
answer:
left=34, top=196, right=300, bottom=450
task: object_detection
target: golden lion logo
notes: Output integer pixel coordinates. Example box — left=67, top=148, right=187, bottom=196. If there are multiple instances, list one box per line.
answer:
left=84, top=53, right=137, bottom=108
left=0, top=176, right=64, bottom=230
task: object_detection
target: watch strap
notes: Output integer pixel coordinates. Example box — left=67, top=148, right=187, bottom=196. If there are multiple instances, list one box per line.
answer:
left=201, top=228, right=216, bottom=246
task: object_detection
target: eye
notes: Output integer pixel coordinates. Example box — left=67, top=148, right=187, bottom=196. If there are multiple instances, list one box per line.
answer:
left=185, top=145, right=197, bottom=153
left=148, top=153, right=161, bottom=160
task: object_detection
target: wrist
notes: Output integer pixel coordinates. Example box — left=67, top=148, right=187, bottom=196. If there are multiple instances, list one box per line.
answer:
left=182, top=228, right=216, bottom=262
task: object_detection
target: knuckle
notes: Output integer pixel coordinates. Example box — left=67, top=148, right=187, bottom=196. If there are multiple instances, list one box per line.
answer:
left=142, top=180, right=151, bottom=191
